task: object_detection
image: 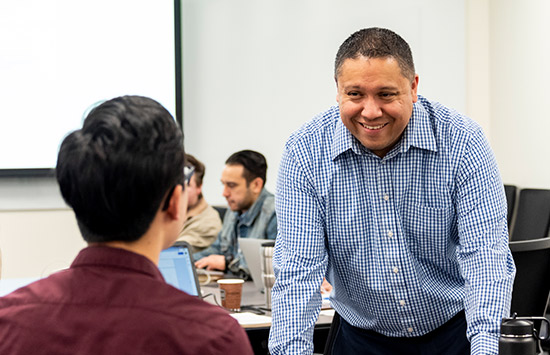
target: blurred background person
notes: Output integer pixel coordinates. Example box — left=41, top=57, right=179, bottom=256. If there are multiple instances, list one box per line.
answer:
left=177, top=153, right=222, bottom=253
left=194, top=150, right=277, bottom=280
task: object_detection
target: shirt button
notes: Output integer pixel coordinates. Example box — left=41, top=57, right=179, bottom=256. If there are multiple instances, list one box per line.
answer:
left=407, top=327, right=414, bottom=333
left=392, top=267, right=399, bottom=274
left=387, top=231, right=393, bottom=238
left=399, top=300, right=405, bottom=306
left=383, top=194, right=389, bottom=201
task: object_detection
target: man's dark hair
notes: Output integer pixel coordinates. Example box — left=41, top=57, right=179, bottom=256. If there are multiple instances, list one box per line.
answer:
left=56, top=95, right=184, bottom=243
left=334, top=27, right=415, bottom=82
left=225, top=150, right=267, bottom=186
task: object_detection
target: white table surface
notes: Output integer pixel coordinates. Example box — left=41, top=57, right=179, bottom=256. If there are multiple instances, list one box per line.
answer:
left=0, top=277, right=40, bottom=297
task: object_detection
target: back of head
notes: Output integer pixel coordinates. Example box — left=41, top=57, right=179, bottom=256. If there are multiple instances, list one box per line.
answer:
left=185, top=153, right=205, bottom=187
left=334, top=27, right=415, bottom=82
left=225, top=150, right=267, bottom=186
left=56, top=95, right=184, bottom=243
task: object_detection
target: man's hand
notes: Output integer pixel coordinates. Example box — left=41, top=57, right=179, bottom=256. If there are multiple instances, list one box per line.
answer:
left=195, top=254, right=226, bottom=271
left=321, top=278, right=333, bottom=294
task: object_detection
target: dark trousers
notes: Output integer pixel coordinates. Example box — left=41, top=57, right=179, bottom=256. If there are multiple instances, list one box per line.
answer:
left=326, top=311, right=470, bottom=355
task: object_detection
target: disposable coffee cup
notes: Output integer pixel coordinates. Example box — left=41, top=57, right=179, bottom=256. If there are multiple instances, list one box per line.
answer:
left=217, top=279, right=244, bottom=312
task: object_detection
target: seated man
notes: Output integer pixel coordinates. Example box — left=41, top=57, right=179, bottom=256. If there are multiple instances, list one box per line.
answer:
left=194, top=150, right=277, bottom=280
left=0, top=96, right=252, bottom=355
left=177, top=153, right=222, bottom=253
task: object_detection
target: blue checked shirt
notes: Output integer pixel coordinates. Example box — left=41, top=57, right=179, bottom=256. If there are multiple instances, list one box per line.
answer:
left=268, top=96, right=516, bottom=355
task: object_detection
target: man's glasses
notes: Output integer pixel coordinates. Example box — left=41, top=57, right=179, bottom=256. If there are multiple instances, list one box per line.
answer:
left=162, top=165, right=195, bottom=211
left=184, top=165, right=195, bottom=185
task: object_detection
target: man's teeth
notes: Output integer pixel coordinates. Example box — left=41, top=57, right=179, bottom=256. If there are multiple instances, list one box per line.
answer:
left=360, top=122, right=385, bottom=130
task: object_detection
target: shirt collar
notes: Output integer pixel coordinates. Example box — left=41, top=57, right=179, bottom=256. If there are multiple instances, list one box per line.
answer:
left=331, top=97, right=437, bottom=160
left=235, top=188, right=270, bottom=226
left=399, top=97, right=438, bottom=154
left=331, top=109, right=363, bottom=160
left=71, top=245, right=164, bottom=281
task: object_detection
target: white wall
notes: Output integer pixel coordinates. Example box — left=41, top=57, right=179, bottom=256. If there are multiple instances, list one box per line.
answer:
left=183, top=0, right=466, bottom=206
left=465, top=0, right=491, bottom=136
left=1, top=0, right=467, bottom=278
left=8, top=0, right=548, bottom=279
left=0, top=209, right=85, bottom=279
left=489, top=0, right=550, bottom=189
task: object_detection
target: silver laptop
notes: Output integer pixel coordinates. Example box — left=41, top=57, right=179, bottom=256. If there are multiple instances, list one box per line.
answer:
left=238, top=238, right=274, bottom=292
left=158, top=241, right=202, bottom=297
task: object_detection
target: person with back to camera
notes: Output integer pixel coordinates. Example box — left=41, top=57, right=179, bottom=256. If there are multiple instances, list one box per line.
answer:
left=194, top=150, right=277, bottom=280
left=0, top=95, right=253, bottom=355
left=268, top=28, right=515, bottom=355
left=177, top=153, right=222, bottom=253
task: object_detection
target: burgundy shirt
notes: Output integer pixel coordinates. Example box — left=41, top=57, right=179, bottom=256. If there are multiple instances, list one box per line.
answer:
left=0, top=246, right=253, bottom=355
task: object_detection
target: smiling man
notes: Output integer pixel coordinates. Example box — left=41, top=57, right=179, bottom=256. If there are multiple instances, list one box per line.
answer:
left=194, top=150, right=277, bottom=280
left=268, top=28, right=515, bottom=355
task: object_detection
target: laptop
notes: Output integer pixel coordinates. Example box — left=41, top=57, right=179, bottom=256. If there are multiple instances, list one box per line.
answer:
left=158, top=241, right=202, bottom=298
left=238, top=238, right=274, bottom=292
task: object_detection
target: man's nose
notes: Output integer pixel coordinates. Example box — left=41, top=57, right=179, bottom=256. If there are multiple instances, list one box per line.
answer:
left=361, top=97, right=382, bottom=119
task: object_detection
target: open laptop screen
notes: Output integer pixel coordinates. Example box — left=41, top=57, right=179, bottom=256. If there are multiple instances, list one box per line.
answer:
left=158, top=241, right=201, bottom=297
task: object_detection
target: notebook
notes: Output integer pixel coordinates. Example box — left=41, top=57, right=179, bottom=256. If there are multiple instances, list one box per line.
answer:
left=238, top=238, right=274, bottom=292
left=158, top=241, right=202, bottom=298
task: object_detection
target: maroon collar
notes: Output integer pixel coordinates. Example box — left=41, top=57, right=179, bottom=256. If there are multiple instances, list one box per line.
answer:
left=71, top=246, right=164, bottom=281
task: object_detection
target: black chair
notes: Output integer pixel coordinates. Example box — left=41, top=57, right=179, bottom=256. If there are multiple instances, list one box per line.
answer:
left=212, top=205, right=227, bottom=221
left=509, top=237, right=550, bottom=350
left=509, top=237, right=550, bottom=318
left=504, top=184, right=517, bottom=228
left=509, top=189, right=550, bottom=241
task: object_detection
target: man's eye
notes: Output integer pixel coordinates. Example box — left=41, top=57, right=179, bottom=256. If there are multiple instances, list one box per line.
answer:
left=380, top=92, right=396, bottom=98
left=347, top=92, right=360, bottom=97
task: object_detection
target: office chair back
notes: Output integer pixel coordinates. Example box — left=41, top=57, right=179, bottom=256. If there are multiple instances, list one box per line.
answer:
left=504, top=184, right=517, bottom=227
left=213, top=205, right=227, bottom=221
left=509, top=237, right=550, bottom=317
left=510, top=189, right=550, bottom=241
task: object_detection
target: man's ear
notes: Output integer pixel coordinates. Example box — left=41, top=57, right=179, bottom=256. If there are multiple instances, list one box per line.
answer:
left=250, top=177, right=264, bottom=194
left=166, top=184, right=184, bottom=220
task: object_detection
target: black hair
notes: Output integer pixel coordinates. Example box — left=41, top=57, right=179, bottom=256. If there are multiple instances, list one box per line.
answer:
left=225, top=150, right=267, bottom=186
left=56, top=95, right=184, bottom=243
left=335, top=27, right=415, bottom=82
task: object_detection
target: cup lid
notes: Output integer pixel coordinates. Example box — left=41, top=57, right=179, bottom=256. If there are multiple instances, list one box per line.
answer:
left=217, top=278, right=245, bottom=284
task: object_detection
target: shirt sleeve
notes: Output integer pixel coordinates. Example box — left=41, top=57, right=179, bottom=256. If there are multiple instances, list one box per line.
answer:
left=454, top=129, right=516, bottom=354
left=192, top=230, right=223, bottom=260
left=266, top=213, right=278, bottom=240
left=268, top=146, right=328, bottom=355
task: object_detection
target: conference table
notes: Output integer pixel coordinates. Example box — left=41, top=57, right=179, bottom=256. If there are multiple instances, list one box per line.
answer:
left=201, top=280, right=334, bottom=354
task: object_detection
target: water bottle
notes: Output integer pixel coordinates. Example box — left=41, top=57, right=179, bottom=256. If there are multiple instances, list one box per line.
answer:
left=260, top=241, right=275, bottom=309
left=499, top=314, right=550, bottom=355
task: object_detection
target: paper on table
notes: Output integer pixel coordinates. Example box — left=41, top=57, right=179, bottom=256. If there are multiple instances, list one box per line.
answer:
left=230, top=312, right=272, bottom=327
left=320, top=309, right=335, bottom=317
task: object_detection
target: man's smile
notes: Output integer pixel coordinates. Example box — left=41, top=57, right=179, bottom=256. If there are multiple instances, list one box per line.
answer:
left=359, top=122, right=388, bottom=130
